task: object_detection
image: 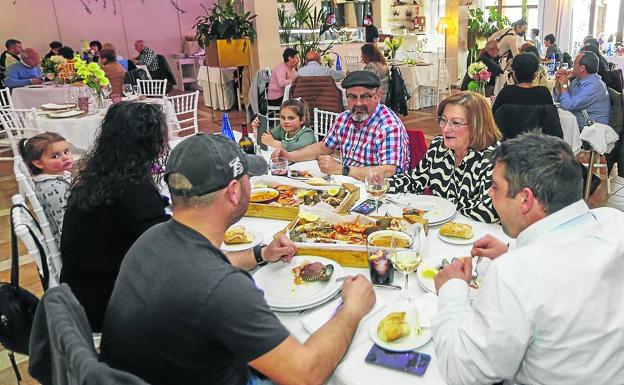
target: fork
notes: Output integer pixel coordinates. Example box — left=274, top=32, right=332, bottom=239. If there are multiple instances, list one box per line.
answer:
left=471, top=256, right=483, bottom=287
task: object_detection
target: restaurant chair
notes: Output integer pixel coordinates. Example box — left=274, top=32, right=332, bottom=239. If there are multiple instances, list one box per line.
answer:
left=29, top=284, right=151, bottom=385
left=290, top=76, right=344, bottom=115
left=13, top=160, right=62, bottom=282
left=0, top=88, right=14, bottom=161
left=165, top=91, right=200, bottom=141
left=606, top=87, right=624, bottom=179
left=407, top=129, right=428, bottom=170
left=313, top=108, right=339, bottom=141
left=11, top=194, right=58, bottom=290
left=136, top=79, right=167, bottom=98
left=493, top=104, right=564, bottom=140
left=343, top=53, right=362, bottom=72
left=0, top=87, right=13, bottom=109
left=0, top=108, right=42, bottom=155
left=124, top=68, right=151, bottom=86
left=419, top=57, right=453, bottom=108
left=57, top=62, right=75, bottom=82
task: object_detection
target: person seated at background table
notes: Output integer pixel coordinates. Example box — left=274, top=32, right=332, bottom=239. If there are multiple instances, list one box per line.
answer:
left=44, top=41, right=62, bottom=60
left=18, top=132, right=73, bottom=247
left=554, top=51, right=610, bottom=128
left=297, top=50, right=345, bottom=81
left=0, top=39, right=23, bottom=74
left=100, top=133, right=376, bottom=385
left=133, top=39, right=159, bottom=72
left=528, top=28, right=544, bottom=57
left=543, top=34, right=561, bottom=61
left=518, top=43, right=549, bottom=87
left=360, top=43, right=389, bottom=104
left=267, top=48, right=299, bottom=107
left=433, top=133, right=624, bottom=384
left=102, top=42, right=125, bottom=62
left=5, top=47, right=42, bottom=88
left=99, top=48, right=126, bottom=96
left=492, top=53, right=553, bottom=113
left=579, top=43, right=621, bottom=91
left=460, top=40, right=503, bottom=96
left=389, top=91, right=501, bottom=223
left=251, top=98, right=317, bottom=151
left=58, top=46, right=75, bottom=60
left=89, top=40, right=102, bottom=63
left=271, top=71, right=410, bottom=180
left=60, top=102, right=171, bottom=332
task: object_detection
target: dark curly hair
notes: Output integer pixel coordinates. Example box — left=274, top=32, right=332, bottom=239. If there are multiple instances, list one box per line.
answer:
left=69, top=102, right=168, bottom=211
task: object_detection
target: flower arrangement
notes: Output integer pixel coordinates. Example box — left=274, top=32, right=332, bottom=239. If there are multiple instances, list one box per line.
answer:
left=74, top=56, right=110, bottom=107
left=41, top=55, right=67, bottom=77
left=467, top=61, right=491, bottom=95
left=320, top=54, right=334, bottom=68
left=385, top=36, right=404, bottom=60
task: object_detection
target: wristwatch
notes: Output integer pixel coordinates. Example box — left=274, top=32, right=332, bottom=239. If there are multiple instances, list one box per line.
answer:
left=254, top=243, right=267, bottom=266
left=561, top=83, right=569, bottom=89
left=342, top=165, right=350, bottom=176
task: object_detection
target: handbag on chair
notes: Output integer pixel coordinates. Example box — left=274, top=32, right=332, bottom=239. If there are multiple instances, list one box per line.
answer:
left=0, top=203, right=49, bottom=383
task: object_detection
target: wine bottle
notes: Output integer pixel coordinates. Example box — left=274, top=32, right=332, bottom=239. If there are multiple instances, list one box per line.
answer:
left=238, top=123, right=255, bottom=155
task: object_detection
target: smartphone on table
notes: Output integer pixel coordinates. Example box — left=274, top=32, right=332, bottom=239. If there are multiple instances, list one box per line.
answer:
left=351, top=199, right=381, bottom=215
left=365, top=344, right=431, bottom=376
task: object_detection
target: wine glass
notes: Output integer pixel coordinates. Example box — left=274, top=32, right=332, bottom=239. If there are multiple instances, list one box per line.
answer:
left=101, top=84, right=112, bottom=100
left=122, top=83, right=133, bottom=98
left=390, top=225, right=422, bottom=303
left=269, top=157, right=289, bottom=176
left=365, top=168, right=389, bottom=214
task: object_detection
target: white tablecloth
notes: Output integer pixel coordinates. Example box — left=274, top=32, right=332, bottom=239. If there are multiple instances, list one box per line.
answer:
left=12, top=85, right=72, bottom=109
left=35, top=97, right=175, bottom=153
left=558, top=107, right=582, bottom=154
left=397, top=63, right=440, bottom=110
left=215, top=155, right=511, bottom=385
left=606, top=55, right=624, bottom=70
left=197, top=66, right=236, bottom=110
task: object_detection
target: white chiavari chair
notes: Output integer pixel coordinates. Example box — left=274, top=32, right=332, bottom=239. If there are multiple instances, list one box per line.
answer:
left=164, top=91, right=199, bottom=144
left=0, top=108, right=42, bottom=155
left=136, top=79, right=167, bottom=97
left=0, top=88, right=15, bottom=160
left=313, top=108, right=339, bottom=141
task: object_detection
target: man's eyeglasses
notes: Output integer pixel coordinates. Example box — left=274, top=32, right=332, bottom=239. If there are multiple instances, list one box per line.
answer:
left=436, top=116, right=468, bottom=130
left=346, top=92, right=376, bottom=102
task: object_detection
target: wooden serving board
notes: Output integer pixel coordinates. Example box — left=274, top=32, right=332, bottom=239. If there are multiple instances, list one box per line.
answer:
left=244, top=183, right=360, bottom=220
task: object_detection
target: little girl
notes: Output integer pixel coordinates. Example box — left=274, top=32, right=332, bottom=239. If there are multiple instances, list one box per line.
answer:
left=18, top=132, right=74, bottom=246
left=253, top=98, right=317, bottom=151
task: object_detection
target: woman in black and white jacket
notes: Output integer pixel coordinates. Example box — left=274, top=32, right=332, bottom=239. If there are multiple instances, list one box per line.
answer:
left=389, top=91, right=502, bottom=223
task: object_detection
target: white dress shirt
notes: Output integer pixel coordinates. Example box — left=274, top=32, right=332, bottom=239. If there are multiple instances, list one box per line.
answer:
left=297, top=61, right=345, bottom=81
left=433, top=200, right=624, bottom=385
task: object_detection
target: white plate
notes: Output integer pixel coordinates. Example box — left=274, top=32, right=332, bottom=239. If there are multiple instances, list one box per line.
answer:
left=220, top=229, right=262, bottom=252
left=388, top=195, right=456, bottom=225
left=41, top=103, right=75, bottom=110
left=368, top=309, right=432, bottom=352
left=46, top=110, right=85, bottom=119
left=416, top=258, right=490, bottom=295
left=437, top=232, right=476, bottom=245
left=253, top=255, right=344, bottom=310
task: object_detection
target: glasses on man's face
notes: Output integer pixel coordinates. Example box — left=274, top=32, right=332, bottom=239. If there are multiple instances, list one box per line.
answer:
left=346, top=92, right=376, bottom=102
left=436, top=116, right=468, bottom=130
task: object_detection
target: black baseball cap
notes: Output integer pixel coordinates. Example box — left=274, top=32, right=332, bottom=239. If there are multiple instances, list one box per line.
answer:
left=165, top=133, right=267, bottom=197
left=342, top=70, right=381, bottom=89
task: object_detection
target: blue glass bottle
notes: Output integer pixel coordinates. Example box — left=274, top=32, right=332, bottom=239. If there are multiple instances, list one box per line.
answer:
left=221, top=112, right=235, bottom=141
left=549, top=52, right=556, bottom=75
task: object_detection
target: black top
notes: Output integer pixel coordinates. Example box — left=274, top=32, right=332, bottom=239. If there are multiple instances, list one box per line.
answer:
left=100, top=220, right=290, bottom=385
left=491, top=85, right=554, bottom=113
left=460, top=53, right=504, bottom=91
left=365, top=24, right=379, bottom=43
left=60, top=182, right=169, bottom=332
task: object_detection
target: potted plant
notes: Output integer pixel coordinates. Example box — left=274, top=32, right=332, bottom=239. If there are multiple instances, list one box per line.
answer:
left=467, top=7, right=509, bottom=63
left=193, top=0, right=257, bottom=67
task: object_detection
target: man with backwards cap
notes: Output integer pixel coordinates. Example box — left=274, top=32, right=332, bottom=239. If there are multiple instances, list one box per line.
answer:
left=272, top=70, right=410, bottom=181
left=100, top=134, right=376, bottom=385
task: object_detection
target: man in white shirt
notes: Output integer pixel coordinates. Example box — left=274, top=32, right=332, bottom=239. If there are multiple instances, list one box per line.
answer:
left=432, top=133, right=624, bottom=385
left=297, top=51, right=345, bottom=81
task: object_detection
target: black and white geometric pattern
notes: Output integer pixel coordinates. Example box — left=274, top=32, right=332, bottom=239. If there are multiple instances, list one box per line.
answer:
left=388, top=136, right=499, bottom=224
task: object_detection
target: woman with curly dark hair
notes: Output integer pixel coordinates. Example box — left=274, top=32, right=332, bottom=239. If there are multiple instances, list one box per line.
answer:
left=360, top=43, right=390, bottom=104
left=60, top=102, right=170, bottom=331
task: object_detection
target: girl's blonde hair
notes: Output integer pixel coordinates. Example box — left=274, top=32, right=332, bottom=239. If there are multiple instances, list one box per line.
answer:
left=437, top=91, right=502, bottom=151
left=280, top=98, right=309, bottom=125
left=18, top=132, right=67, bottom=175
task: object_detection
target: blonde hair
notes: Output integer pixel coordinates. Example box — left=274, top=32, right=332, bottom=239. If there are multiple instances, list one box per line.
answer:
left=437, top=91, right=502, bottom=151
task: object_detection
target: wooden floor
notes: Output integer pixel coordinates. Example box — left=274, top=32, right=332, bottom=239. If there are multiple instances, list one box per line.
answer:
left=1, top=99, right=622, bottom=384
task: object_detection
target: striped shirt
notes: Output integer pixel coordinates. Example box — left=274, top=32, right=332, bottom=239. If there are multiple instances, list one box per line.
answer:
left=389, top=136, right=499, bottom=223
left=322, top=104, right=410, bottom=173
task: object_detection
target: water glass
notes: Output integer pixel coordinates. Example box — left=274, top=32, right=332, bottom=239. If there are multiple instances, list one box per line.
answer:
left=122, top=83, right=133, bottom=98
left=269, top=157, right=289, bottom=176
left=367, top=243, right=395, bottom=285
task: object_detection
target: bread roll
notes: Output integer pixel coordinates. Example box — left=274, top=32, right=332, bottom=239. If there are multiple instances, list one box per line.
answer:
left=224, top=226, right=253, bottom=245
left=439, top=222, right=473, bottom=239
left=377, top=312, right=411, bottom=342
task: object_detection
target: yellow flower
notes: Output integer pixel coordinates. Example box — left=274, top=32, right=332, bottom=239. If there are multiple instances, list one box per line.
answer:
left=100, top=78, right=110, bottom=86
left=94, top=69, right=105, bottom=78
left=87, top=62, right=100, bottom=71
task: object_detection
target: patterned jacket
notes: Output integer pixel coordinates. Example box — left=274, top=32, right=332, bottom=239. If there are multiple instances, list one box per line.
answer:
left=388, top=136, right=499, bottom=223
left=136, top=46, right=159, bottom=72
left=33, top=172, right=72, bottom=246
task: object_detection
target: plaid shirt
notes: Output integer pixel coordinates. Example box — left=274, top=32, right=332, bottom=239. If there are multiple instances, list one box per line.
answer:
left=322, top=104, right=410, bottom=173
left=136, top=46, right=159, bottom=72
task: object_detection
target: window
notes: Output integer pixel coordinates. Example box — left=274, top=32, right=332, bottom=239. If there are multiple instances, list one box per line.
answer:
left=485, top=0, right=539, bottom=31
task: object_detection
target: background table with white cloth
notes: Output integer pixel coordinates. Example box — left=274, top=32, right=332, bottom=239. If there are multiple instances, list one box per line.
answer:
left=397, top=63, right=440, bottom=110
left=606, top=55, right=624, bottom=70
left=12, top=84, right=71, bottom=109
left=196, top=66, right=237, bottom=110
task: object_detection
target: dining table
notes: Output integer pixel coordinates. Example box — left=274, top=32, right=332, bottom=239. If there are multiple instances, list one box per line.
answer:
left=188, top=142, right=512, bottom=385
left=12, top=84, right=72, bottom=109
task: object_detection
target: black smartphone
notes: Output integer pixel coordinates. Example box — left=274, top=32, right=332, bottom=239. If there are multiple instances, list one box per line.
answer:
left=365, top=345, right=431, bottom=376
left=351, top=199, right=381, bottom=215
left=256, top=113, right=269, bottom=151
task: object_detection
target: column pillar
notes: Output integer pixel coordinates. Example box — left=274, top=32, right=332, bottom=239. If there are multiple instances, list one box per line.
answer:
left=244, top=0, right=281, bottom=75
left=373, top=0, right=391, bottom=33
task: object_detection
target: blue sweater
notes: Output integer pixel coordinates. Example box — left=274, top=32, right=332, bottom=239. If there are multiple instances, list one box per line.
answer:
left=5, top=62, right=42, bottom=88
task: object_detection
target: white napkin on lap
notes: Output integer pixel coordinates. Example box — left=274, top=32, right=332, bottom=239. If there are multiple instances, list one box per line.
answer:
left=413, top=292, right=438, bottom=328
left=579, top=122, right=619, bottom=154
left=301, top=298, right=387, bottom=335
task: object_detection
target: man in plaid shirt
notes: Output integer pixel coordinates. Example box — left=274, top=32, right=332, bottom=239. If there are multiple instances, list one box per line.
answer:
left=133, top=40, right=159, bottom=72
left=272, top=71, right=410, bottom=180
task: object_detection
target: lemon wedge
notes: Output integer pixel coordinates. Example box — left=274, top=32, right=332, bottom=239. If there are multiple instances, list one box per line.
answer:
left=327, top=187, right=341, bottom=196
left=421, top=268, right=438, bottom=280
left=253, top=183, right=268, bottom=189
left=298, top=212, right=319, bottom=222
left=297, top=190, right=314, bottom=198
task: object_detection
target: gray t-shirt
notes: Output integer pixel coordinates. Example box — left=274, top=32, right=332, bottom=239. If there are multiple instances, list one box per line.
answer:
left=100, top=220, right=289, bottom=385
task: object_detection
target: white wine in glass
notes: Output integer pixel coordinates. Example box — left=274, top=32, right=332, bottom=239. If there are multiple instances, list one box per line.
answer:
left=365, top=168, right=389, bottom=214
left=391, top=250, right=422, bottom=303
